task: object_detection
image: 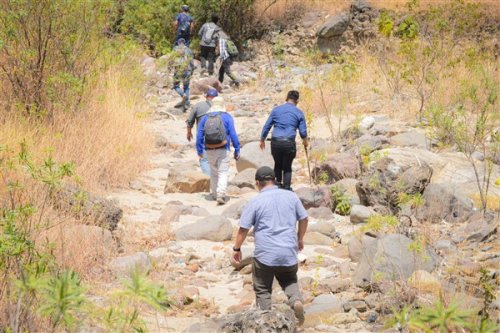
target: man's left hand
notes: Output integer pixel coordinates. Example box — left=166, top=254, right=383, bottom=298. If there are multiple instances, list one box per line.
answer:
left=298, top=239, right=304, bottom=251
left=232, top=250, right=242, bottom=264
left=198, top=154, right=203, bottom=159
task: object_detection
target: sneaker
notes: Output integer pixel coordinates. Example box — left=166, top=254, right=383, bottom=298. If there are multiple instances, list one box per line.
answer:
left=174, top=100, right=184, bottom=108
left=216, top=196, right=226, bottom=205
left=206, top=193, right=216, bottom=201
left=293, top=300, right=305, bottom=326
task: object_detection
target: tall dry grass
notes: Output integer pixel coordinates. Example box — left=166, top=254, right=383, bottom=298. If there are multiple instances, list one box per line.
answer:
left=0, top=54, right=152, bottom=193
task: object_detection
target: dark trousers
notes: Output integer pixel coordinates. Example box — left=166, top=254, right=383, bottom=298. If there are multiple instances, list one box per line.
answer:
left=200, top=45, right=216, bottom=75
left=218, top=58, right=239, bottom=84
left=271, top=140, right=296, bottom=189
left=252, top=259, right=303, bottom=311
left=175, top=33, right=190, bottom=46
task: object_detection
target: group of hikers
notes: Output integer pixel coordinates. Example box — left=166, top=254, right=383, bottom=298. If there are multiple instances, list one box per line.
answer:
left=172, top=5, right=240, bottom=111
left=177, top=4, right=310, bottom=326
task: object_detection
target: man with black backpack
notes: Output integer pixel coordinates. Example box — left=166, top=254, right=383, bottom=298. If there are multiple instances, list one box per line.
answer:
left=196, top=96, right=240, bottom=205
left=174, top=5, right=194, bottom=46
left=217, top=31, right=240, bottom=88
left=198, top=14, right=220, bottom=77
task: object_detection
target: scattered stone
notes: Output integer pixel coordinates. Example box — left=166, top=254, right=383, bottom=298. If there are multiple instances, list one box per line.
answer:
left=333, top=178, right=361, bottom=205
left=183, top=320, right=221, bottom=333
left=236, top=141, right=274, bottom=172
left=304, top=232, right=335, bottom=246
left=174, top=215, right=233, bottom=241
left=464, top=215, right=497, bottom=242
left=296, top=186, right=331, bottom=209
left=312, top=153, right=362, bottom=184
left=229, top=168, right=257, bottom=189
left=165, top=170, right=210, bottom=193
left=355, top=134, right=388, bottom=153
left=149, top=247, right=170, bottom=262
left=343, top=300, right=367, bottom=313
left=190, top=77, right=223, bottom=95
left=359, top=116, right=375, bottom=130
left=308, top=221, right=336, bottom=238
left=129, top=180, right=142, bottom=190
left=390, top=131, right=429, bottom=149
left=328, top=312, right=359, bottom=325
left=219, top=308, right=296, bottom=333
left=350, top=205, right=377, bottom=224
left=306, top=294, right=343, bottom=324
left=319, top=278, right=350, bottom=293
left=110, top=252, right=151, bottom=275
left=471, top=151, right=485, bottom=161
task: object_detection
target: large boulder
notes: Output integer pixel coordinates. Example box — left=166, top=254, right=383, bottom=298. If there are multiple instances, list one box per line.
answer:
left=354, top=234, right=436, bottom=287
left=229, top=168, right=256, bottom=189
left=307, top=221, right=336, bottom=237
left=174, top=215, right=233, bottom=241
left=308, top=206, right=335, bottom=220
left=303, top=231, right=335, bottom=246
left=296, top=186, right=331, bottom=209
left=305, top=294, right=343, bottom=324
left=356, top=158, right=432, bottom=212
left=390, top=131, right=429, bottom=150
left=348, top=234, right=378, bottom=262
left=219, top=309, right=296, bottom=333
left=312, top=152, right=362, bottom=184
left=317, top=13, right=349, bottom=54
left=416, top=184, right=474, bottom=223
left=190, top=77, right=223, bottom=95
left=222, top=199, right=249, bottom=219
left=164, top=170, right=210, bottom=193
left=355, top=134, right=389, bottom=153
left=236, top=141, right=274, bottom=172
left=350, top=205, right=377, bottom=224
left=333, top=178, right=360, bottom=205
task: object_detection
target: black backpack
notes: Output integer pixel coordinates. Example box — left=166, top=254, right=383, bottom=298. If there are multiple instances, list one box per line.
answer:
left=204, top=113, right=227, bottom=148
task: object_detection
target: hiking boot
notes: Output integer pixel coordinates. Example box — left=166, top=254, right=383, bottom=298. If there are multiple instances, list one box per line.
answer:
left=174, top=100, right=184, bottom=108
left=293, top=300, right=305, bottom=326
left=216, top=196, right=226, bottom=205
left=206, top=193, right=216, bottom=201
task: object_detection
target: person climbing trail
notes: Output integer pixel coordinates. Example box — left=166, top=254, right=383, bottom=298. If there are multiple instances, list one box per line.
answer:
left=216, top=31, right=241, bottom=88
left=198, top=14, right=221, bottom=77
left=232, top=166, right=308, bottom=326
left=186, top=88, right=219, bottom=175
left=196, top=96, right=240, bottom=205
left=172, top=38, right=194, bottom=111
left=260, top=90, right=308, bottom=191
left=173, top=5, right=194, bottom=46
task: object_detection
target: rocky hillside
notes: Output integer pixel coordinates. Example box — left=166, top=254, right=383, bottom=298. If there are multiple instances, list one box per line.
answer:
left=90, top=2, right=499, bottom=332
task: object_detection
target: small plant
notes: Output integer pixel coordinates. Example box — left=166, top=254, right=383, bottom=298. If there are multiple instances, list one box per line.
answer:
left=360, top=215, right=399, bottom=234
left=330, top=186, right=352, bottom=216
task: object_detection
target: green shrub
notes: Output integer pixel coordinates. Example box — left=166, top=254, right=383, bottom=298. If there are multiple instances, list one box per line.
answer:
left=330, top=186, right=352, bottom=216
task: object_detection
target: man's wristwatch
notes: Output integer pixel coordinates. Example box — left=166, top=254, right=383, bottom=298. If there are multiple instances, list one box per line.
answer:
left=232, top=246, right=241, bottom=252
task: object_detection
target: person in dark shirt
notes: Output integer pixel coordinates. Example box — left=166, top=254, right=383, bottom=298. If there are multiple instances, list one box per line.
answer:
left=260, top=90, right=308, bottom=190
left=174, top=5, right=194, bottom=46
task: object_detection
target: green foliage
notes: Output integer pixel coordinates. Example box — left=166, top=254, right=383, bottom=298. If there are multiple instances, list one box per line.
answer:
left=377, top=11, right=394, bottom=37
left=360, top=215, right=399, bottom=234
left=397, top=192, right=425, bottom=209
left=0, top=0, right=114, bottom=116
left=387, top=298, right=499, bottom=333
left=396, top=15, right=419, bottom=40
left=330, top=186, right=352, bottom=216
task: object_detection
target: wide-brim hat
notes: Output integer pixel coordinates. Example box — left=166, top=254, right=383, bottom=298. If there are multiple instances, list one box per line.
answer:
left=208, top=96, right=226, bottom=113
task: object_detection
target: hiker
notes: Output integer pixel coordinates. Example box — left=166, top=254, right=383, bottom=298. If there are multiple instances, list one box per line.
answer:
left=260, top=90, right=308, bottom=191
left=174, top=5, right=194, bottom=46
left=186, top=88, right=219, bottom=175
left=198, top=14, right=221, bottom=76
left=216, top=31, right=240, bottom=87
left=196, top=96, right=240, bottom=205
left=232, top=166, right=308, bottom=326
left=172, top=38, right=194, bottom=111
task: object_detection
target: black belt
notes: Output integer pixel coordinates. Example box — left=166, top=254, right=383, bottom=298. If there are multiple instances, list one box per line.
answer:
left=271, top=137, right=295, bottom=143
left=206, top=146, right=226, bottom=150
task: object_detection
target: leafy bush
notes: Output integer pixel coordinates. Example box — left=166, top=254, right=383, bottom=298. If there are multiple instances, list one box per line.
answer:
left=330, top=186, right=352, bottom=216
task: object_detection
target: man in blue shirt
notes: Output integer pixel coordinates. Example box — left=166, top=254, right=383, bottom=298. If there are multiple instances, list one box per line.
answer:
left=172, top=39, right=194, bottom=110
left=260, top=90, right=308, bottom=190
left=174, top=5, right=194, bottom=46
left=196, top=96, right=241, bottom=204
left=232, top=166, right=309, bottom=326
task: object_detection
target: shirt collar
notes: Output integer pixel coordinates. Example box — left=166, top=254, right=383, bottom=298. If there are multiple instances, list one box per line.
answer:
left=260, top=185, right=278, bottom=193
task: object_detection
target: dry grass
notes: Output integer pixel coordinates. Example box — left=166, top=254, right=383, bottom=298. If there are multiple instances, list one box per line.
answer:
left=0, top=55, right=153, bottom=193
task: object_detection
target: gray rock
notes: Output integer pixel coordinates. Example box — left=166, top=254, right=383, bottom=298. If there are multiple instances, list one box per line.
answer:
left=219, top=308, right=296, bottom=333
left=306, top=294, right=343, bottom=315
left=416, top=184, right=474, bottom=223
left=110, top=252, right=151, bottom=274
left=296, top=186, right=331, bottom=209
left=319, top=278, right=350, bottom=293
left=308, top=221, right=336, bottom=238
left=183, top=320, right=221, bottom=333
left=165, top=169, right=210, bottom=193
left=304, top=232, right=335, bottom=246
left=359, top=116, right=375, bottom=130
left=222, top=200, right=249, bottom=219
left=190, top=77, right=222, bottom=95
left=343, top=300, right=367, bottom=312
left=236, top=141, right=274, bottom=172
left=471, top=151, right=485, bottom=161
left=464, top=216, right=497, bottom=242
left=174, top=215, right=233, bottom=241
left=229, top=168, right=256, bottom=189
left=350, top=205, right=377, bottom=224
left=354, top=234, right=436, bottom=287
left=317, top=14, right=349, bottom=54
left=308, top=206, right=335, bottom=220
left=434, top=239, right=455, bottom=252
left=334, top=178, right=360, bottom=205
left=312, top=152, right=361, bottom=184
left=355, top=134, right=388, bottom=153
left=348, top=235, right=378, bottom=262
left=390, top=130, right=429, bottom=150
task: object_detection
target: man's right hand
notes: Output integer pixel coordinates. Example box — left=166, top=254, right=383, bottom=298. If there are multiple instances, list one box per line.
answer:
left=187, top=132, right=193, bottom=142
left=259, top=140, right=265, bottom=150
left=232, top=250, right=242, bottom=264
left=302, top=138, right=309, bottom=149
left=198, top=154, right=203, bottom=159
left=298, top=239, right=304, bottom=251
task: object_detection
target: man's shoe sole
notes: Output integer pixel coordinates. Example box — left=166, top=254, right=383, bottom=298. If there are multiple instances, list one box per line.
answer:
left=293, top=301, right=305, bottom=326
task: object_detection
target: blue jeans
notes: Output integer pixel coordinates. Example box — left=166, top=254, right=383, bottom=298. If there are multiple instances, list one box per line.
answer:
left=175, top=33, right=191, bottom=46
left=200, top=151, right=210, bottom=176
left=173, top=74, right=190, bottom=104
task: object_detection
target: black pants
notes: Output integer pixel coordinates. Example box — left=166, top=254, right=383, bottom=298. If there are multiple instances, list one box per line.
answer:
left=218, top=58, right=238, bottom=84
left=271, top=140, right=296, bottom=190
left=200, top=45, right=216, bottom=75
left=252, top=259, right=303, bottom=311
